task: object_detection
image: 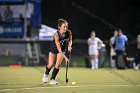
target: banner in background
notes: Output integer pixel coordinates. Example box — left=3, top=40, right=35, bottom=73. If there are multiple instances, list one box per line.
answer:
left=0, top=22, right=24, bottom=38
left=28, top=0, right=41, bottom=28
left=0, top=0, right=41, bottom=38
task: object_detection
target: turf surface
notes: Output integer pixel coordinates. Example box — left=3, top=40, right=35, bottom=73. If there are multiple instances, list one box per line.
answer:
left=0, top=67, right=140, bottom=93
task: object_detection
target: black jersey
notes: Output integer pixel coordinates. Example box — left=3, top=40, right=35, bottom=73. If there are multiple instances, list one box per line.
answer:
left=49, top=30, right=70, bottom=53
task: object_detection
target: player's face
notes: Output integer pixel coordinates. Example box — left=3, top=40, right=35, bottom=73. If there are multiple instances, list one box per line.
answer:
left=114, top=31, right=118, bottom=36
left=91, top=32, right=95, bottom=38
left=118, top=31, right=122, bottom=36
left=59, top=23, right=68, bottom=33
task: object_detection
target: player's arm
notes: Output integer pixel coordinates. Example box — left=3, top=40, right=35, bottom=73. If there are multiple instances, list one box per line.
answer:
left=87, top=38, right=91, bottom=45
left=109, top=38, right=116, bottom=56
left=99, top=39, right=103, bottom=44
left=54, top=32, right=69, bottom=63
left=113, top=37, right=117, bottom=49
left=124, top=35, right=128, bottom=47
left=98, top=38, right=103, bottom=47
left=109, top=38, right=114, bottom=48
left=97, top=38, right=104, bottom=49
left=68, top=30, right=72, bottom=52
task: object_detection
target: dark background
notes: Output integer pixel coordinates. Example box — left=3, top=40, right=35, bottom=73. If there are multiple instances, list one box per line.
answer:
left=42, top=0, right=140, bottom=40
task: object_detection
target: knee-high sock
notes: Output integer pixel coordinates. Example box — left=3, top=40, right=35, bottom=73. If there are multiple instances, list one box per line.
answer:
left=50, top=68, right=59, bottom=80
left=95, top=59, right=98, bottom=69
left=45, top=66, right=51, bottom=75
left=91, top=59, right=95, bottom=69
left=111, top=59, right=116, bottom=68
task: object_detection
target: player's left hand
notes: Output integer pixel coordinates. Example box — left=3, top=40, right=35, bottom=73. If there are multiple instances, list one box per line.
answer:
left=68, top=46, right=72, bottom=52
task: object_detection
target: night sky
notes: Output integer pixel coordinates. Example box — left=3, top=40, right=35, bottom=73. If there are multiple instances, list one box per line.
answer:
left=42, top=0, right=140, bottom=40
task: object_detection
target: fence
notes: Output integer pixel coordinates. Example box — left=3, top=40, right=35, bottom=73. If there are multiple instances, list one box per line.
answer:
left=0, top=39, right=137, bottom=67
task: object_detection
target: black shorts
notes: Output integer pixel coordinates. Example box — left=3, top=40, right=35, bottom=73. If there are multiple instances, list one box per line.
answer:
left=49, top=50, right=65, bottom=55
left=112, top=55, right=116, bottom=59
left=115, top=50, right=124, bottom=55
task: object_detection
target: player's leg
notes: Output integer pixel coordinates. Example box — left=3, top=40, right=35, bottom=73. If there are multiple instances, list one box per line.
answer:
left=117, top=50, right=126, bottom=69
left=90, top=55, right=95, bottom=69
left=122, top=51, right=128, bottom=68
left=42, top=52, right=56, bottom=83
left=95, top=54, right=99, bottom=69
left=49, top=53, right=63, bottom=84
left=90, top=54, right=99, bottom=69
left=136, top=49, right=140, bottom=69
left=110, top=48, right=116, bottom=68
left=111, top=56, right=116, bottom=68
left=134, top=55, right=140, bottom=70
left=115, top=50, right=120, bottom=69
left=89, top=47, right=94, bottom=69
left=92, top=49, right=99, bottom=69
left=90, top=48, right=98, bottom=69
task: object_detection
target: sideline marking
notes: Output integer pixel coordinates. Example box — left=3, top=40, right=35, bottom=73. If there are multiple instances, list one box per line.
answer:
left=0, top=86, right=78, bottom=91
left=0, top=84, right=140, bottom=92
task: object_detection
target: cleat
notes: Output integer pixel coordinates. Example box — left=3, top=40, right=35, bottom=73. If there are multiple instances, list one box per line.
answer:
left=91, top=67, right=95, bottom=70
left=42, top=73, right=48, bottom=83
left=49, top=79, right=58, bottom=85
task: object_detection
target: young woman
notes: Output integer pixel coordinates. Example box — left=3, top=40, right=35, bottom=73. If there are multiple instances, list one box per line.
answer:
left=109, top=30, right=118, bottom=68
left=42, top=19, right=72, bottom=84
left=87, top=31, right=103, bottom=69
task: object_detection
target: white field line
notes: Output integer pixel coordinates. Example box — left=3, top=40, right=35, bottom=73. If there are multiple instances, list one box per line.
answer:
left=0, top=86, right=78, bottom=92
left=81, top=84, right=140, bottom=87
left=0, top=84, right=140, bottom=92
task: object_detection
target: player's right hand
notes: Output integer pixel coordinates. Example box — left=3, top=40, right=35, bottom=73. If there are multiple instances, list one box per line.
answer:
left=64, top=57, right=69, bottom=64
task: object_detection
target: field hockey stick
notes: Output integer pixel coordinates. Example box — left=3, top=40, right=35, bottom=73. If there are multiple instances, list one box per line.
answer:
left=65, top=51, right=71, bottom=83
left=66, top=62, right=69, bottom=83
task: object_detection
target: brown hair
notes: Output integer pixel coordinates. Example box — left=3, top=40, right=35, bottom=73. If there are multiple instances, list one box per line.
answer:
left=58, top=18, right=68, bottom=28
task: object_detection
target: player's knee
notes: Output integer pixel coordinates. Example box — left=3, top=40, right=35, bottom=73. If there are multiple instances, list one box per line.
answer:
left=47, top=63, right=53, bottom=69
left=55, top=63, right=61, bottom=69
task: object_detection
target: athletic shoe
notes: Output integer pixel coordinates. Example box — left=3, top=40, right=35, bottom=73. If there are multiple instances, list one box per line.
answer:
left=42, top=73, right=48, bottom=83
left=49, top=79, right=58, bottom=85
left=91, top=67, right=95, bottom=70
left=134, top=66, right=139, bottom=70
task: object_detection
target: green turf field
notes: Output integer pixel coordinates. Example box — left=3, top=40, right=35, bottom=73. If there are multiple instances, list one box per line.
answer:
left=0, top=67, right=140, bottom=93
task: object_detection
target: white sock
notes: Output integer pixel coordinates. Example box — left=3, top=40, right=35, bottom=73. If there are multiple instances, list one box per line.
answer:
left=91, top=60, right=95, bottom=69
left=95, top=59, right=98, bottom=69
left=137, top=64, right=140, bottom=69
left=133, top=63, right=136, bottom=69
left=111, top=60, right=116, bottom=68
